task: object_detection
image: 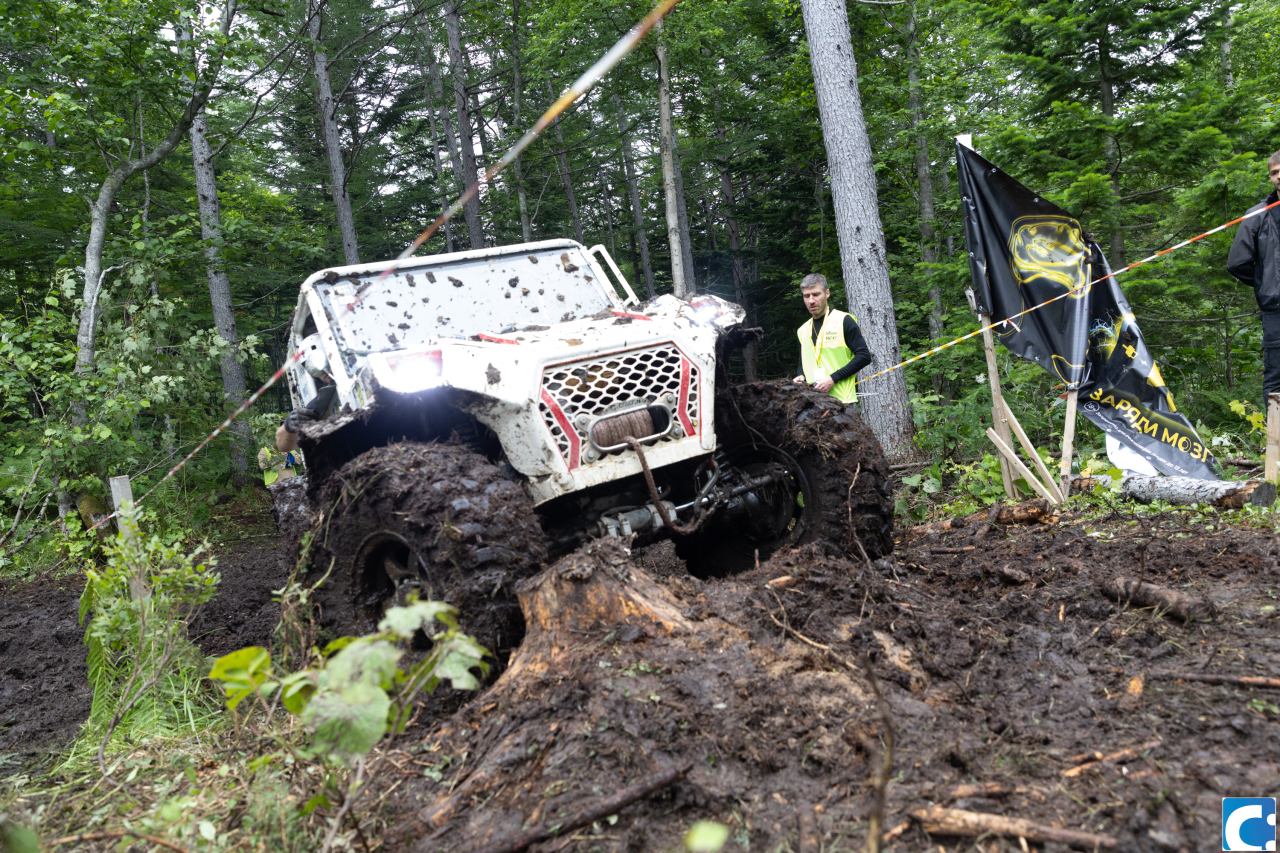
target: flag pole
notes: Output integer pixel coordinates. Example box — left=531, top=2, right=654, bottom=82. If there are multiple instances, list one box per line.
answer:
left=1059, top=389, right=1078, bottom=499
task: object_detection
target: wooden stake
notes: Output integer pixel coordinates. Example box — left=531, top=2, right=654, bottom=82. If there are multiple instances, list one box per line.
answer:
left=1059, top=388, right=1078, bottom=500
left=109, top=475, right=135, bottom=541
left=986, top=428, right=1059, bottom=505
left=1266, top=393, right=1280, bottom=482
left=1000, top=399, right=1065, bottom=503
left=979, top=314, right=1017, bottom=500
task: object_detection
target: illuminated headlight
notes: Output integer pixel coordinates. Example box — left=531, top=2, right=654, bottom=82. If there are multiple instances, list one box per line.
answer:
left=687, top=297, right=725, bottom=325
left=378, top=348, right=445, bottom=393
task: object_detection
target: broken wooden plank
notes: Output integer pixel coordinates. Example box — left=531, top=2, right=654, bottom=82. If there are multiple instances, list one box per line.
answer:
left=911, top=805, right=1117, bottom=849
left=1000, top=398, right=1065, bottom=503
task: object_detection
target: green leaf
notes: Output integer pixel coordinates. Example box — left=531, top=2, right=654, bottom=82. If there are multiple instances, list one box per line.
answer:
left=684, top=821, right=729, bottom=853
left=301, top=680, right=391, bottom=764
left=208, top=646, right=273, bottom=711
left=378, top=600, right=455, bottom=638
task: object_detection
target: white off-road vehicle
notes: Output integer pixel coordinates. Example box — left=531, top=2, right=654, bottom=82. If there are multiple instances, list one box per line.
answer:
left=277, top=239, right=892, bottom=642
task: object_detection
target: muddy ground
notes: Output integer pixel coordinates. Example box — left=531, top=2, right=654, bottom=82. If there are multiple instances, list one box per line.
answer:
left=358, top=508, right=1280, bottom=853
left=3, top=492, right=1280, bottom=852
left=0, top=506, right=291, bottom=771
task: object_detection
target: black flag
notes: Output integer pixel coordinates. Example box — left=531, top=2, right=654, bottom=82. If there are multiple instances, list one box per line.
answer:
left=957, top=143, right=1221, bottom=480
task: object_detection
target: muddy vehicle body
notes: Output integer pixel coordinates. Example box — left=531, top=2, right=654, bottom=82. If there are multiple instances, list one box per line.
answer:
left=278, top=239, right=893, bottom=640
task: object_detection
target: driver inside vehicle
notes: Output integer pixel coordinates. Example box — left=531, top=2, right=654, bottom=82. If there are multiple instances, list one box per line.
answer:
left=276, top=333, right=338, bottom=453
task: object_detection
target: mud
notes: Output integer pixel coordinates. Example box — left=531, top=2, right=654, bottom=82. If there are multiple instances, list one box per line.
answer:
left=0, top=519, right=291, bottom=771
left=359, top=508, right=1280, bottom=853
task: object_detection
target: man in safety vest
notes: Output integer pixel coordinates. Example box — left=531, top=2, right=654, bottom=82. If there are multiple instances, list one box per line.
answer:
left=792, top=273, right=871, bottom=406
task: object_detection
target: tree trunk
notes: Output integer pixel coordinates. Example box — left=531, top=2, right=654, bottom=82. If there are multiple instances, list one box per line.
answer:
left=907, top=2, right=940, bottom=342
left=670, top=124, right=696, bottom=294
left=552, top=115, right=585, bottom=244
left=1098, top=37, right=1124, bottom=269
left=510, top=0, right=533, bottom=242
left=424, top=36, right=461, bottom=252
left=307, top=0, right=360, bottom=266
left=798, top=0, right=918, bottom=459
left=420, top=37, right=454, bottom=251
left=614, top=95, right=655, bottom=299
left=444, top=2, right=484, bottom=250
left=189, top=108, right=250, bottom=484
left=716, top=131, right=757, bottom=381
left=602, top=179, right=618, bottom=258
left=655, top=27, right=686, bottom=298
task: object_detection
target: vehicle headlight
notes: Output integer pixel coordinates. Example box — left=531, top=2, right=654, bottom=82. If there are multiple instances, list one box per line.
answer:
left=687, top=297, right=726, bottom=325
left=379, top=348, right=444, bottom=393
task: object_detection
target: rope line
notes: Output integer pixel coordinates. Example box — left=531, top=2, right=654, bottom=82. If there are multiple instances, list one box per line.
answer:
left=83, top=0, right=683, bottom=532
left=858, top=198, right=1280, bottom=386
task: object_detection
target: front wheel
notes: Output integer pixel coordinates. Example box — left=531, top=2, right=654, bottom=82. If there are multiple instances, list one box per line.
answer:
left=312, top=442, right=547, bottom=655
left=674, top=381, right=893, bottom=577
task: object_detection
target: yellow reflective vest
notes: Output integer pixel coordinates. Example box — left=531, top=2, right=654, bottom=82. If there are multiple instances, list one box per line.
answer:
left=798, top=309, right=859, bottom=404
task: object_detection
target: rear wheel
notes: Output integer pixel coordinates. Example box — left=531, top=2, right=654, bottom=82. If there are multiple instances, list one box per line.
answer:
left=313, top=442, right=547, bottom=656
left=674, top=381, right=893, bottom=577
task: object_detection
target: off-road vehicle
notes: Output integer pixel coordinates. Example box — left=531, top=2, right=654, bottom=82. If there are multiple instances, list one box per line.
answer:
left=276, top=239, right=893, bottom=644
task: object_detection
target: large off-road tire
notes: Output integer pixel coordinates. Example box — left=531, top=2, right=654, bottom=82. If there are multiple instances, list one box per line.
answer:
left=674, top=381, right=893, bottom=576
left=311, top=442, right=547, bottom=657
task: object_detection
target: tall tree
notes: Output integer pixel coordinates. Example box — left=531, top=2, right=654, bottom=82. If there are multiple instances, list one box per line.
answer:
left=799, top=0, right=918, bottom=459
left=189, top=109, right=251, bottom=483
left=307, top=0, right=360, bottom=265
left=614, top=94, right=656, bottom=299
left=655, top=27, right=687, bottom=297
left=444, top=1, right=485, bottom=249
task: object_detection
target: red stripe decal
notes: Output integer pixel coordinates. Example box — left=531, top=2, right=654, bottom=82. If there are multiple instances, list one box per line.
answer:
left=478, top=332, right=520, bottom=344
left=541, top=388, right=580, bottom=469
left=611, top=309, right=652, bottom=321
left=677, top=358, right=695, bottom=437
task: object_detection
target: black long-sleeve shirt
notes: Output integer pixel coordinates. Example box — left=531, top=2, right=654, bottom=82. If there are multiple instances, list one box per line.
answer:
left=797, top=312, right=872, bottom=384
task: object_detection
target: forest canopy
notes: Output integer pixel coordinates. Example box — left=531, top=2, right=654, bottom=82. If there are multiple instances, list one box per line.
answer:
left=0, top=0, right=1276, bottom=550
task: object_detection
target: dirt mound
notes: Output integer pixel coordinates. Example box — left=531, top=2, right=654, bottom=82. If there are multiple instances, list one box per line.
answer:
left=189, top=536, right=292, bottom=659
left=352, top=508, right=1280, bottom=853
left=312, top=441, right=547, bottom=655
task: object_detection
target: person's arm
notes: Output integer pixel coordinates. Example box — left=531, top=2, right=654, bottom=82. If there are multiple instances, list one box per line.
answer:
left=1227, top=213, right=1259, bottom=286
left=828, top=315, right=872, bottom=383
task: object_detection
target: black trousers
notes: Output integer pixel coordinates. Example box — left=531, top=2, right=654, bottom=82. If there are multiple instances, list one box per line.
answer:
left=1263, top=311, right=1280, bottom=399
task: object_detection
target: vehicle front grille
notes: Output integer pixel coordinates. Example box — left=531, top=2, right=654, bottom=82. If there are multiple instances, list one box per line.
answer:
left=538, top=343, right=700, bottom=469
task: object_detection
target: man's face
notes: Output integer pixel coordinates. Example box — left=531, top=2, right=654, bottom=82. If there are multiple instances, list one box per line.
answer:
left=802, top=284, right=829, bottom=318
left=1270, top=160, right=1280, bottom=193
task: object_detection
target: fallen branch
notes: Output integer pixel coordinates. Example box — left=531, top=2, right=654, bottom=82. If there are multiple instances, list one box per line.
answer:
left=1062, top=739, right=1160, bottom=778
left=49, top=830, right=189, bottom=853
left=469, top=762, right=691, bottom=853
left=929, top=546, right=975, bottom=554
left=993, top=564, right=1030, bottom=584
left=911, top=805, right=1117, bottom=849
left=1147, top=672, right=1280, bottom=690
left=908, top=499, right=1052, bottom=536
left=861, top=653, right=894, bottom=853
left=1099, top=577, right=1215, bottom=622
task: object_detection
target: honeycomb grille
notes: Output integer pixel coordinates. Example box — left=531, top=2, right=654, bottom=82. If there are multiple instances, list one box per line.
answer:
left=539, top=344, right=699, bottom=469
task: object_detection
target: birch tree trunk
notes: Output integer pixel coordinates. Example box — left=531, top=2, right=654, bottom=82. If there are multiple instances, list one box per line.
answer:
left=189, top=108, right=250, bottom=484
left=670, top=125, right=696, bottom=293
left=1098, top=36, right=1124, bottom=268
left=553, top=116, right=585, bottom=244
left=614, top=94, right=655, bottom=299
left=655, top=28, right=686, bottom=298
left=307, top=0, right=360, bottom=266
left=798, top=0, right=918, bottom=459
left=510, top=0, right=533, bottom=242
left=444, top=2, right=485, bottom=249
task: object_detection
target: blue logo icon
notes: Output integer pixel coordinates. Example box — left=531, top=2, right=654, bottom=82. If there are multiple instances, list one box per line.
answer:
left=1223, top=798, right=1277, bottom=851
